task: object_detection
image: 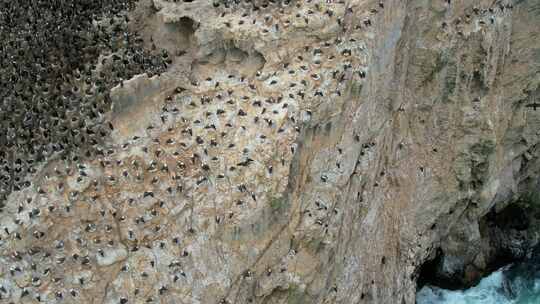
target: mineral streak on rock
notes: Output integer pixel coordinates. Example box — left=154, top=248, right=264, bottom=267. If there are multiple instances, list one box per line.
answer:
left=0, top=0, right=539, bottom=303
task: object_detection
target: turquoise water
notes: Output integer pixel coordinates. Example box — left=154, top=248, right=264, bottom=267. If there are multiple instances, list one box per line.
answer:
left=417, top=258, right=540, bottom=304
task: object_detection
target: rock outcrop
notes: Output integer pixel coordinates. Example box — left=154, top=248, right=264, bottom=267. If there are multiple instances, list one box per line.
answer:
left=1, top=0, right=539, bottom=303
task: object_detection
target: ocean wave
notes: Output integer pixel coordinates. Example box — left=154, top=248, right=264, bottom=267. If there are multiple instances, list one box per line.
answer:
left=417, top=263, right=540, bottom=304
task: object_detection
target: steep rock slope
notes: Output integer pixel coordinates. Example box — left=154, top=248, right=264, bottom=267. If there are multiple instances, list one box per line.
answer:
left=0, top=0, right=539, bottom=303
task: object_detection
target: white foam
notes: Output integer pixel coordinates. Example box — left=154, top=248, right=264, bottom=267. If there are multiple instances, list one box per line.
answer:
left=417, top=263, right=540, bottom=304
left=417, top=268, right=513, bottom=304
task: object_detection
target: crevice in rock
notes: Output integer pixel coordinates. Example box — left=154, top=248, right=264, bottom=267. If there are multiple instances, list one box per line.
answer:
left=485, top=203, right=530, bottom=231
left=153, top=16, right=196, bottom=58
left=131, top=0, right=198, bottom=60
left=176, top=16, right=197, bottom=50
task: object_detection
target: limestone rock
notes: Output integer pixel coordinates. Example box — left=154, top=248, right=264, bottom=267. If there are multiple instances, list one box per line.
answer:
left=1, top=0, right=539, bottom=303
left=96, top=246, right=129, bottom=267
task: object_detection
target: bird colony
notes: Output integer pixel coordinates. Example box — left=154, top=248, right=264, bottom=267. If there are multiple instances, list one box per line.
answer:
left=0, top=0, right=517, bottom=303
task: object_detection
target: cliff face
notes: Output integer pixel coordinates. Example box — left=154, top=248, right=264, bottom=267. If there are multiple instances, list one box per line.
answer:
left=1, top=0, right=539, bottom=303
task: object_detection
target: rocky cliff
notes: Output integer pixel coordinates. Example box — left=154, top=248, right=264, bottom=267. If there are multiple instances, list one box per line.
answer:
left=1, top=0, right=539, bottom=303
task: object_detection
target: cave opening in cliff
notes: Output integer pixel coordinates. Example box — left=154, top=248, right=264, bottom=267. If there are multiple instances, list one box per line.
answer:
left=416, top=200, right=539, bottom=292
left=416, top=247, right=446, bottom=290
left=481, top=201, right=534, bottom=271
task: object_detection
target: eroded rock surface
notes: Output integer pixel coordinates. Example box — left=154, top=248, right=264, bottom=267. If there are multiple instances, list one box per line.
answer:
left=1, top=0, right=539, bottom=303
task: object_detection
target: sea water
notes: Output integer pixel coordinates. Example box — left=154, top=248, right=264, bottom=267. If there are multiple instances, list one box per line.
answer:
left=417, top=258, right=540, bottom=304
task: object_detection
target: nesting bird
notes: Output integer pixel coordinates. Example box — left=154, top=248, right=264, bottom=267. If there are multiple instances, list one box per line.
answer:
left=0, top=0, right=168, bottom=204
